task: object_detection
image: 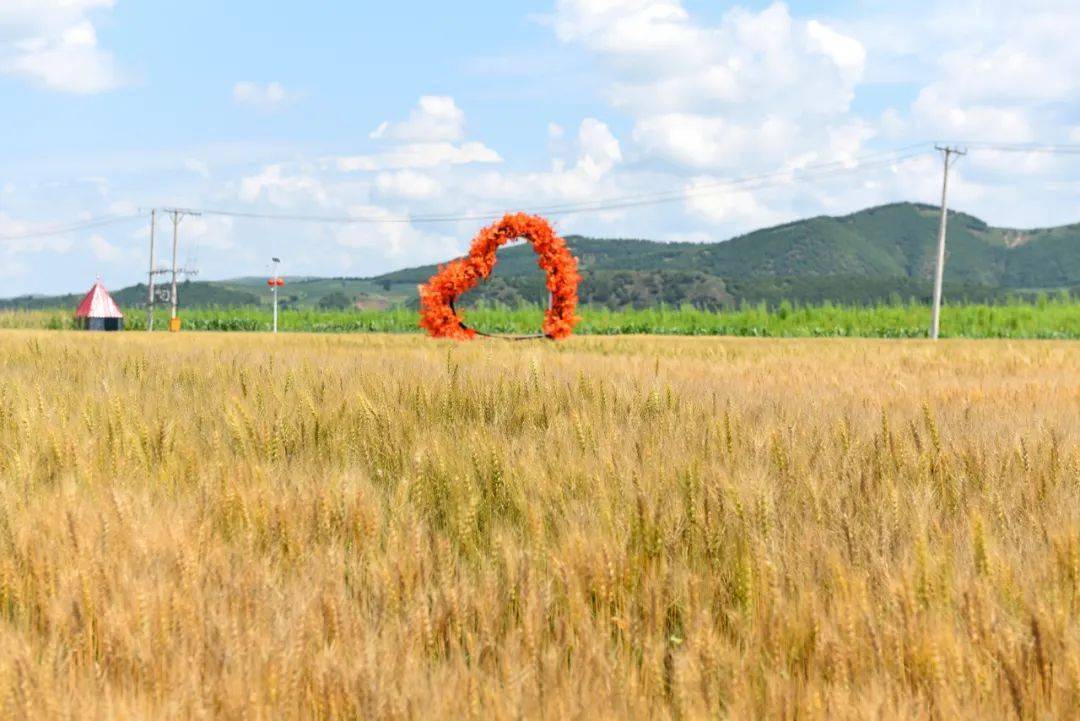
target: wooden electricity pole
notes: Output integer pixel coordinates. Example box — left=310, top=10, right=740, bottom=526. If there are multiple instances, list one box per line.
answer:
left=163, top=208, right=202, bottom=331
left=170, top=210, right=180, bottom=323
left=930, top=145, right=966, bottom=340
left=271, top=257, right=281, bottom=334
left=146, top=209, right=156, bottom=330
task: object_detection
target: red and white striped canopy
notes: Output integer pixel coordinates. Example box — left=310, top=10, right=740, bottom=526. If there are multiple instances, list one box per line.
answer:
left=74, top=280, right=124, bottom=319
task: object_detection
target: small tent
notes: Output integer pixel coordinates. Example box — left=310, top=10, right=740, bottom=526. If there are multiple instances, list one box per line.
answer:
left=75, top=280, right=124, bottom=331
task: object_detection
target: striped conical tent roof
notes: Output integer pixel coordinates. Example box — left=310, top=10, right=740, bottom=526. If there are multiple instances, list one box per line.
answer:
left=75, top=280, right=124, bottom=319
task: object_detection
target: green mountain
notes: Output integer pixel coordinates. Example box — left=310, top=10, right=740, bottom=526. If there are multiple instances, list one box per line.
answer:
left=4, top=203, right=1078, bottom=312
left=370, top=202, right=1080, bottom=308
left=0, top=280, right=262, bottom=312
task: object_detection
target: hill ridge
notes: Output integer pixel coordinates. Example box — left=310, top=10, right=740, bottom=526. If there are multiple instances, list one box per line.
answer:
left=3, top=202, right=1077, bottom=311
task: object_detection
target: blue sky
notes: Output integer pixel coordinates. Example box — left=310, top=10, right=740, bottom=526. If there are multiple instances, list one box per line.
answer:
left=1, top=0, right=1078, bottom=295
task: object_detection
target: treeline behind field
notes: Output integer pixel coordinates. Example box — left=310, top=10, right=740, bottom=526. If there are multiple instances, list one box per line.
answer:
left=467, top=270, right=1080, bottom=311
left=5, top=202, right=1080, bottom=314
left=3, top=296, right=1078, bottom=339
left=376, top=202, right=1080, bottom=310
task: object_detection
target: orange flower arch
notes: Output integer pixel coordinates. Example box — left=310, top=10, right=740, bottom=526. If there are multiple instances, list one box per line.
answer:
left=419, top=213, right=581, bottom=340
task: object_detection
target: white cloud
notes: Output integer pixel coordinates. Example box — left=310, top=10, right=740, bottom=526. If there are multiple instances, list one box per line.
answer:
left=221, top=117, right=633, bottom=274
left=185, top=159, right=211, bottom=178
left=577, top=118, right=622, bottom=179
left=181, top=215, right=235, bottom=251
left=546, top=0, right=1080, bottom=234
left=552, top=1, right=868, bottom=174
left=0, top=1, right=121, bottom=93
left=331, top=96, right=503, bottom=172
left=0, top=212, right=75, bottom=256
left=7, top=1, right=1080, bottom=294
left=683, top=180, right=785, bottom=228
left=879, top=108, right=907, bottom=139
left=233, top=81, right=293, bottom=109
left=371, top=96, right=467, bottom=142
left=555, top=1, right=864, bottom=115
left=416, top=118, right=633, bottom=233
left=633, top=114, right=792, bottom=169
left=461, top=119, right=624, bottom=205
left=107, top=199, right=137, bottom=216
left=334, top=205, right=458, bottom=262
left=933, top=2, right=1079, bottom=106
left=553, top=0, right=701, bottom=62
left=373, top=170, right=443, bottom=201
left=855, top=0, right=1080, bottom=146
left=336, top=142, right=501, bottom=171
left=805, top=20, right=865, bottom=83
left=239, top=164, right=331, bottom=206
left=88, top=233, right=121, bottom=261
left=912, top=87, right=1035, bottom=143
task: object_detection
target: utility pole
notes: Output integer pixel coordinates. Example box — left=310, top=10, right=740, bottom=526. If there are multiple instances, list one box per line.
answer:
left=146, top=209, right=156, bottom=331
left=170, top=210, right=180, bottom=325
left=930, top=145, right=966, bottom=340
left=271, top=257, right=281, bottom=333
left=164, top=208, right=201, bottom=332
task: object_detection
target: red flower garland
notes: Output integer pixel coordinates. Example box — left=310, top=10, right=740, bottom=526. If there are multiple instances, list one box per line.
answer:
left=419, top=213, right=581, bottom=340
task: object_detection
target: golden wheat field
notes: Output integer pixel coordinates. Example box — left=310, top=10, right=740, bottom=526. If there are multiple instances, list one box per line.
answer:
left=0, top=330, right=1078, bottom=720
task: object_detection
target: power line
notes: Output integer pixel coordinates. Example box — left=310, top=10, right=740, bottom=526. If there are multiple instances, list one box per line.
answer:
left=181, top=144, right=936, bottom=225
left=512, top=142, right=936, bottom=214
left=0, top=140, right=1076, bottom=239
left=0, top=213, right=141, bottom=241
left=542, top=149, right=934, bottom=217
left=432, top=145, right=933, bottom=220
left=947, top=141, right=1080, bottom=155
left=177, top=141, right=1080, bottom=223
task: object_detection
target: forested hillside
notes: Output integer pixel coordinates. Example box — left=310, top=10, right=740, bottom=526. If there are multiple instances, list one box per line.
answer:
left=4, top=203, right=1077, bottom=311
